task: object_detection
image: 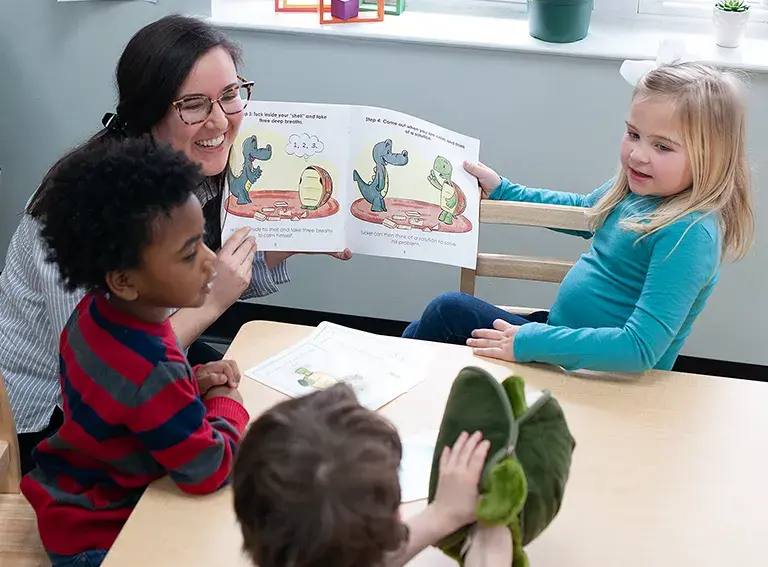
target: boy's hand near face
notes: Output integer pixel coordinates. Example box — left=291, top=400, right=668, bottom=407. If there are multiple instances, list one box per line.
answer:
left=195, top=360, right=241, bottom=396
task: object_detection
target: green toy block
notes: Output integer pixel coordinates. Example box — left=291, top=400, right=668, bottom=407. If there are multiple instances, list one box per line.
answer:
left=360, top=0, right=406, bottom=15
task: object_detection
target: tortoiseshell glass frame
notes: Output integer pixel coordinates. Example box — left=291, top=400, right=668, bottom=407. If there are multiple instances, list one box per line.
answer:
left=171, top=76, right=254, bottom=125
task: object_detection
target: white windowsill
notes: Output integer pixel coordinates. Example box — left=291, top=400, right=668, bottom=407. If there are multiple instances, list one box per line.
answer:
left=210, top=0, right=768, bottom=73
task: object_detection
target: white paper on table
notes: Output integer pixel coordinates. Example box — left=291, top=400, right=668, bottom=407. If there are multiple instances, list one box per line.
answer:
left=398, top=429, right=439, bottom=503
left=244, top=331, right=412, bottom=411
left=304, top=321, right=431, bottom=391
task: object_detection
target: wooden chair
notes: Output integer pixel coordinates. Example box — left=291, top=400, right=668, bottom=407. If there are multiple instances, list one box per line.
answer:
left=0, top=370, right=50, bottom=566
left=460, top=200, right=591, bottom=315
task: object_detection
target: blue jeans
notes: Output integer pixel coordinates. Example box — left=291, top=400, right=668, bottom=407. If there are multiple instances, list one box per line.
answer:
left=47, top=550, right=108, bottom=567
left=402, top=292, right=549, bottom=344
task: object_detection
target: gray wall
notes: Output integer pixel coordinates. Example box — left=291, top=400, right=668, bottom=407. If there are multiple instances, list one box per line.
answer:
left=0, top=4, right=764, bottom=365
left=0, top=0, right=209, bottom=248
left=227, top=31, right=767, bottom=366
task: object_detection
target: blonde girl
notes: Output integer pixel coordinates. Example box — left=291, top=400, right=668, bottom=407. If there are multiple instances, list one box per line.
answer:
left=402, top=61, right=754, bottom=373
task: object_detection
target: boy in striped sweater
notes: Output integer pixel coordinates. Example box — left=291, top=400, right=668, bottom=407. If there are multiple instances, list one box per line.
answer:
left=20, top=135, right=250, bottom=567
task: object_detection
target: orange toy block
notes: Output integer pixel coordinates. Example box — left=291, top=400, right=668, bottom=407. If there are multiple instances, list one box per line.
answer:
left=275, top=0, right=330, bottom=13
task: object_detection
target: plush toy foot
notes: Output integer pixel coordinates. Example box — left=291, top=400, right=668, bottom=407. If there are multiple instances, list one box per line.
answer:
left=510, top=520, right=529, bottom=567
left=477, top=457, right=526, bottom=524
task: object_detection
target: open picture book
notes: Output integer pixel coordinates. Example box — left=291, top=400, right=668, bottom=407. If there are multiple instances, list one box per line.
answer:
left=220, top=100, right=481, bottom=269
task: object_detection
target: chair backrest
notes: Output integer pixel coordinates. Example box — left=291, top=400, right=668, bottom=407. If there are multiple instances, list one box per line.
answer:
left=460, top=200, right=591, bottom=295
left=0, top=370, right=21, bottom=494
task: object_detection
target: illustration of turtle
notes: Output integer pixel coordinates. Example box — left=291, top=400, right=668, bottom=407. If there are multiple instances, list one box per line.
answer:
left=427, top=156, right=466, bottom=226
left=295, top=367, right=365, bottom=393
left=298, top=165, right=333, bottom=210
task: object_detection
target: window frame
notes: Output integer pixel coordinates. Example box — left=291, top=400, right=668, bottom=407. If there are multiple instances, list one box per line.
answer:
left=404, top=0, right=527, bottom=16
left=409, top=0, right=768, bottom=24
left=639, top=0, right=768, bottom=23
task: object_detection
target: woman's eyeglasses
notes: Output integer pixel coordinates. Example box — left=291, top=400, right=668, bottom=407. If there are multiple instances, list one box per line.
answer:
left=171, top=76, right=254, bottom=125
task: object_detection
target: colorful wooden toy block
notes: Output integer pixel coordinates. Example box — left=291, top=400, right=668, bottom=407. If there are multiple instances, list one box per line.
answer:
left=275, top=0, right=330, bottom=13
left=360, top=0, right=405, bottom=15
left=319, top=0, right=384, bottom=23
left=331, top=0, right=359, bottom=19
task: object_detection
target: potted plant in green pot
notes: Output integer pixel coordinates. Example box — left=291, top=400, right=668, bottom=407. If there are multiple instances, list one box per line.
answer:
left=527, top=0, right=594, bottom=43
left=713, top=0, right=750, bottom=48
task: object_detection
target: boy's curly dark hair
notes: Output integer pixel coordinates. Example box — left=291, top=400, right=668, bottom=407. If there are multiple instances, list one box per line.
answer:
left=232, top=383, right=408, bottom=567
left=35, top=134, right=204, bottom=292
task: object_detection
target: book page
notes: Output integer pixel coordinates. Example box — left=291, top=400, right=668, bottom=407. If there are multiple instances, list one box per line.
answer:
left=220, top=101, right=351, bottom=253
left=346, top=106, right=481, bottom=269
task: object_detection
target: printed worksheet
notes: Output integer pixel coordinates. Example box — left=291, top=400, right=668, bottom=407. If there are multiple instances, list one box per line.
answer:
left=245, top=336, right=403, bottom=410
left=305, top=321, right=430, bottom=390
left=244, top=322, right=431, bottom=409
left=220, top=100, right=481, bottom=269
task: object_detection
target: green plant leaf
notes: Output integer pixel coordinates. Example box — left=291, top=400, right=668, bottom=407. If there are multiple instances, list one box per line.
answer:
left=715, top=0, right=750, bottom=12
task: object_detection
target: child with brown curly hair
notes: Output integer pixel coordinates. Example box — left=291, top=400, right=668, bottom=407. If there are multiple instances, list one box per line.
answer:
left=232, top=383, right=513, bottom=567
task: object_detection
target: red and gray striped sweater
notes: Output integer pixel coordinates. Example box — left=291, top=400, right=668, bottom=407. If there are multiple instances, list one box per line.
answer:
left=20, top=291, right=250, bottom=556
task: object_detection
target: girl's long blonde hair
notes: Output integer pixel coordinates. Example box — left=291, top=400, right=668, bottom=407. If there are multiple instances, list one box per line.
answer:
left=587, top=62, right=755, bottom=261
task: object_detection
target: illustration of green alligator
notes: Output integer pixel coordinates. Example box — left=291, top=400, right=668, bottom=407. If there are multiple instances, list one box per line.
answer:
left=428, top=156, right=465, bottom=226
left=227, top=135, right=273, bottom=205
left=353, top=139, right=409, bottom=212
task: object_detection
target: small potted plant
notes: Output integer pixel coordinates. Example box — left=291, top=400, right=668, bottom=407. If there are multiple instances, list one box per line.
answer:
left=713, top=0, right=751, bottom=48
left=527, top=0, right=594, bottom=44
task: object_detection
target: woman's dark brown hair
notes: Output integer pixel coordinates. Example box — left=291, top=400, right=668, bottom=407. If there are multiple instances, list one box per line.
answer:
left=27, top=13, right=241, bottom=251
left=232, top=383, right=408, bottom=567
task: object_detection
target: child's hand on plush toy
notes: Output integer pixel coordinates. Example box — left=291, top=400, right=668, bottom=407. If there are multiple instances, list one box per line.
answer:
left=466, top=319, right=521, bottom=362
left=382, top=431, right=490, bottom=567
left=463, top=161, right=501, bottom=199
left=195, top=359, right=241, bottom=395
left=431, top=431, right=491, bottom=533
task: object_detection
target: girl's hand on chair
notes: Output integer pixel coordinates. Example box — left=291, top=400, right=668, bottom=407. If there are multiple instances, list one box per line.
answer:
left=466, top=319, right=519, bottom=361
left=463, top=161, right=501, bottom=199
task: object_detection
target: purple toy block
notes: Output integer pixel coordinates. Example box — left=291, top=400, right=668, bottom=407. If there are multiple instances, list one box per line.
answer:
left=331, top=0, right=359, bottom=20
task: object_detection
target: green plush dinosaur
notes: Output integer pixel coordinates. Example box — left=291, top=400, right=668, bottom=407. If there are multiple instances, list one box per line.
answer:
left=427, top=366, right=576, bottom=567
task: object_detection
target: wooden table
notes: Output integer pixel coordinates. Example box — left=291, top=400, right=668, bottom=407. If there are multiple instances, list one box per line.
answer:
left=102, top=321, right=768, bottom=567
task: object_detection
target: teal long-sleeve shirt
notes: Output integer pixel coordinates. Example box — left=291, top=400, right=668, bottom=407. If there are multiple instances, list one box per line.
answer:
left=489, top=178, right=721, bottom=373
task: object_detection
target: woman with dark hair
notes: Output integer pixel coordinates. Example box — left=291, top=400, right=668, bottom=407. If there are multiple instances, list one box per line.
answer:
left=0, top=13, right=351, bottom=475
